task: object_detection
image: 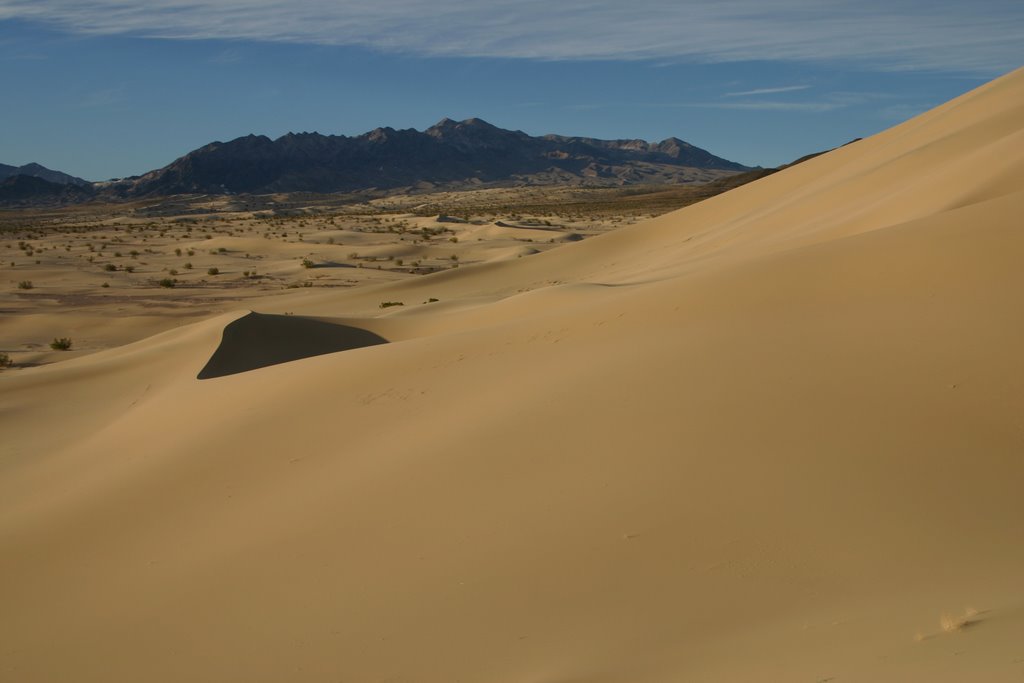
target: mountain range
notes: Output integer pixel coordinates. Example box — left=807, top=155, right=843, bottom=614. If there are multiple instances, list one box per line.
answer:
left=109, top=117, right=747, bottom=197
left=0, top=173, right=96, bottom=206
left=2, top=118, right=749, bottom=204
left=0, top=162, right=90, bottom=187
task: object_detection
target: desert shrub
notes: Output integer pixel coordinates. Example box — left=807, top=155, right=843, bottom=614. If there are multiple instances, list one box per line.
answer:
left=379, top=301, right=404, bottom=309
left=301, top=259, right=314, bottom=269
left=184, top=262, right=193, bottom=269
left=101, top=282, right=110, bottom=288
left=17, top=280, right=32, bottom=290
left=168, top=269, right=178, bottom=276
left=50, top=337, right=72, bottom=351
left=123, top=265, right=135, bottom=273
left=0, top=352, right=12, bottom=368
left=158, top=278, right=176, bottom=288
left=104, top=264, right=117, bottom=272
left=207, top=267, right=219, bottom=275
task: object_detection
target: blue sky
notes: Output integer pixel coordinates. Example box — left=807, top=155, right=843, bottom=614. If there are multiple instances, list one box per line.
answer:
left=1, top=1, right=1020, bottom=181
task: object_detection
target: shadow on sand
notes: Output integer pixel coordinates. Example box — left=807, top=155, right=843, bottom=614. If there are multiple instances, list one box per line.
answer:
left=197, top=312, right=388, bottom=379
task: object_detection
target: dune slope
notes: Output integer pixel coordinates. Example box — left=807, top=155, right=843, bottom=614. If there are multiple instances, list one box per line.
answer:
left=2, top=68, right=1023, bottom=682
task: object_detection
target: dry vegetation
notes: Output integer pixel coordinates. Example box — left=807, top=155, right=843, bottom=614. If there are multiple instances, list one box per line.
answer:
left=0, top=181, right=750, bottom=366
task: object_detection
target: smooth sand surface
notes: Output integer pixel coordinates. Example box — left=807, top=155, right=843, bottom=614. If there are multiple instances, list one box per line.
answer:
left=2, top=68, right=1023, bottom=681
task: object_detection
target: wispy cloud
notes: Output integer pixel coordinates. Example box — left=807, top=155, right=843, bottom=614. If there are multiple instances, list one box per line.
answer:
left=724, top=85, right=811, bottom=97
left=76, top=85, right=127, bottom=108
left=209, top=48, right=244, bottom=64
left=566, top=90, right=891, bottom=114
left=0, top=0, right=1021, bottom=74
left=692, top=100, right=845, bottom=113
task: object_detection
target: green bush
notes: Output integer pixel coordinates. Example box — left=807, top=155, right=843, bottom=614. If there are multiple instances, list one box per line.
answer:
left=207, top=267, right=219, bottom=275
left=158, top=278, right=176, bottom=288
left=50, top=337, right=72, bottom=351
left=17, top=280, right=32, bottom=290
left=379, top=301, right=404, bottom=309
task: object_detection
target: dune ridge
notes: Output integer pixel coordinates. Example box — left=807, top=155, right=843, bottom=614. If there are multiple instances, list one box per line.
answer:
left=1, top=67, right=1023, bottom=682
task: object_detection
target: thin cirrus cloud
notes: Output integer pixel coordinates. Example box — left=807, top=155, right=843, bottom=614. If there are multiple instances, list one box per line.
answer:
left=724, top=85, right=812, bottom=97
left=695, top=101, right=846, bottom=113
left=0, top=0, right=1021, bottom=73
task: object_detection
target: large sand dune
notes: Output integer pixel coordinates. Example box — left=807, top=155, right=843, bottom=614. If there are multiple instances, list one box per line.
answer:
left=2, top=68, right=1023, bottom=681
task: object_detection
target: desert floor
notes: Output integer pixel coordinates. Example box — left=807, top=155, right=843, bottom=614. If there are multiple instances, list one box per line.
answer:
left=1, top=68, right=1023, bottom=682
left=0, top=186, right=672, bottom=366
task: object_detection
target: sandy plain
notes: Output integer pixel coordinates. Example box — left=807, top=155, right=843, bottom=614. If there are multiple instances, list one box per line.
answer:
left=1, top=68, right=1023, bottom=681
left=0, top=185, right=680, bottom=366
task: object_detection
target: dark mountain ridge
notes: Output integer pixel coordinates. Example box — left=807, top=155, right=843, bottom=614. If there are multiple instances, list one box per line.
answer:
left=0, top=162, right=90, bottom=187
left=0, top=174, right=95, bottom=206
left=109, top=118, right=750, bottom=197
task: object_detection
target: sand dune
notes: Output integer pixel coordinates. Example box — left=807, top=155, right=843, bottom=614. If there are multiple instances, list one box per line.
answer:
left=2, top=68, right=1023, bottom=682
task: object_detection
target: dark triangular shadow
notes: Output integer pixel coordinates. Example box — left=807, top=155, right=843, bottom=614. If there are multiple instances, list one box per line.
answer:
left=198, top=312, right=388, bottom=379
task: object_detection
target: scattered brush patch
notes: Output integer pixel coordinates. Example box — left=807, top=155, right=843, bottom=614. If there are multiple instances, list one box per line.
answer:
left=104, top=264, right=117, bottom=272
left=0, top=351, right=12, bottom=369
left=379, top=301, right=404, bottom=309
left=158, top=278, right=176, bottom=288
left=50, top=337, right=72, bottom=351
left=301, top=258, right=315, bottom=269
left=17, top=280, right=33, bottom=290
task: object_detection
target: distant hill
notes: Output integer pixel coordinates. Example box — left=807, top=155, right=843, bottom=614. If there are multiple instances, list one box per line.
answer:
left=0, top=162, right=90, bottom=187
left=0, top=174, right=95, bottom=206
left=107, top=118, right=750, bottom=197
